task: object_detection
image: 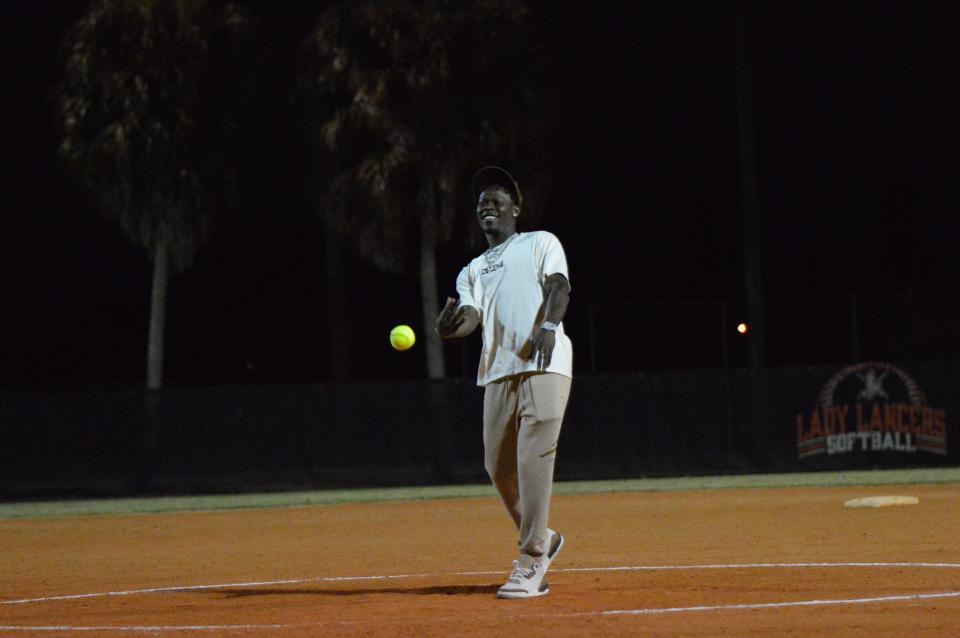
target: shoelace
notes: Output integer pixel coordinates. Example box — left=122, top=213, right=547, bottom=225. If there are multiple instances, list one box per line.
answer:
left=507, top=560, right=539, bottom=583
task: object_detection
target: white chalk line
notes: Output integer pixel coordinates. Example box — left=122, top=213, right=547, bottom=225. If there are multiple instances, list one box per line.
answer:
left=567, top=590, right=960, bottom=618
left=0, top=625, right=290, bottom=633
left=0, top=572, right=444, bottom=606
left=2, top=590, right=960, bottom=633
left=558, top=561, right=960, bottom=574
left=3, top=561, right=960, bottom=608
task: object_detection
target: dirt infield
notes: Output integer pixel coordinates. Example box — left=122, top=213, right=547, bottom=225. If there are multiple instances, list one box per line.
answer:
left=2, top=483, right=959, bottom=636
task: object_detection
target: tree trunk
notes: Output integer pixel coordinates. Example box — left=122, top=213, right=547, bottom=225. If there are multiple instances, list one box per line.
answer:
left=421, top=184, right=453, bottom=482
left=324, top=226, right=350, bottom=382
left=137, top=239, right=169, bottom=491
left=146, top=241, right=169, bottom=389
left=734, top=0, right=766, bottom=369
left=420, top=188, right=446, bottom=380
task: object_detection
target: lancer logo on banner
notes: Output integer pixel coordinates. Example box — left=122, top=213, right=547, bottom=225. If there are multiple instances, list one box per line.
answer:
left=796, top=362, right=947, bottom=459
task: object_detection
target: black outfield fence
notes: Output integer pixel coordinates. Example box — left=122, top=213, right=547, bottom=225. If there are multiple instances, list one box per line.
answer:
left=2, top=360, right=958, bottom=499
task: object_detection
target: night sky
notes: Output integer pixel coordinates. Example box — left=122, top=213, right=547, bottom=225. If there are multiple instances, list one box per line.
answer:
left=1, top=1, right=958, bottom=389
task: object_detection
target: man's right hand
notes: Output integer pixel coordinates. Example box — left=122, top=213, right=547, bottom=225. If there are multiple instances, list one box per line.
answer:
left=436, top=297, right=466, bottom=339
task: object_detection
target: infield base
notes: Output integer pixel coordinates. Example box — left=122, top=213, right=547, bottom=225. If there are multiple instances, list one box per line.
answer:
left=844, top=496, right=919, bottom=508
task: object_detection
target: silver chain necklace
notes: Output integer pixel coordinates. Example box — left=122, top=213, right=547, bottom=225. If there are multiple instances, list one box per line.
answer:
left=483, top=232, right=519, bottom=268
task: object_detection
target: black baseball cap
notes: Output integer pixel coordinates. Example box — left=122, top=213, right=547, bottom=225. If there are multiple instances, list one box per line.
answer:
left=472, top=166, right=522, bottom=208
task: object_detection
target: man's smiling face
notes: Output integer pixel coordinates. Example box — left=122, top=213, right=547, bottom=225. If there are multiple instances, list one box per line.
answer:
left=476, top=185, right=519, bottom=237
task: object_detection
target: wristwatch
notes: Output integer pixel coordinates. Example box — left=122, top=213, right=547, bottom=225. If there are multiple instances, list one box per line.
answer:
left=540, top=321, right=559, bottom=332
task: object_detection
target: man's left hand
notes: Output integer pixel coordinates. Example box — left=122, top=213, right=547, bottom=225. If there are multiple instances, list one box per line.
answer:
left=529, top=328, right=556, bottom=371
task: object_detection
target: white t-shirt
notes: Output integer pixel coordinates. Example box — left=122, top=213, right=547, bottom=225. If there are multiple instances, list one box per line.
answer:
left=456, top=231, right=573, bottom=386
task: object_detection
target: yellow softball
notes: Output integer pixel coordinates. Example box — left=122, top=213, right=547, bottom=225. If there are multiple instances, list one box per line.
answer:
left=389, top=324, right=416, bottom=351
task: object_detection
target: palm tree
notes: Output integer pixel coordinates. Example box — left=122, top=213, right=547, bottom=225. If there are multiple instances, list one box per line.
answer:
left=298, top=0, right=558, bottom=380
left=55, top=0, right=263, bottom=389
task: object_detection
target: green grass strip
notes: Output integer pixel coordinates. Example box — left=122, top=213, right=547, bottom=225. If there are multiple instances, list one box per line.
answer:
left=2, top=467, right=958, bottom=520
left=554, top=467, right=960, bottom=495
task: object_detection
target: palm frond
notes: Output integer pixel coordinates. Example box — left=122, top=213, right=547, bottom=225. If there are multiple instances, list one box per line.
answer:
left=55, top=0, right=265, bottom=272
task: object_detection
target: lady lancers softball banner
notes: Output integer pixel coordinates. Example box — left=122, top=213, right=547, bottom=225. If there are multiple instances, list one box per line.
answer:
left=796, top=362, right=948, bottom=463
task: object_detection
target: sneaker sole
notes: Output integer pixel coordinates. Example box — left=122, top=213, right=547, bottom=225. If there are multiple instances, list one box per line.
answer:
left=496, top=582, right=550, bottom=599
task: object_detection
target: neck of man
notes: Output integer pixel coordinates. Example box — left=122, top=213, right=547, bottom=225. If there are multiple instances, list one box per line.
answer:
left=484, top=228, right=517, bottom=249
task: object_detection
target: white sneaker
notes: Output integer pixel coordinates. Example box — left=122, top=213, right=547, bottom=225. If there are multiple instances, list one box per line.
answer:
left=544, top=528, right=564, bottom=568
left=496, top=529, right=564, bottom=599
left=496, top=558, right=549, bottom=599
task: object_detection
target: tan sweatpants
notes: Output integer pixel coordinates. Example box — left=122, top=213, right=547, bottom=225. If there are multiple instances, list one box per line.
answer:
left=483, top=372, right=572, bottom=559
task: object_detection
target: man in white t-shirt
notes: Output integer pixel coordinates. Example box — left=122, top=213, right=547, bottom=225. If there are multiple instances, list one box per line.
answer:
left=437, top=166, right=572, bottom=599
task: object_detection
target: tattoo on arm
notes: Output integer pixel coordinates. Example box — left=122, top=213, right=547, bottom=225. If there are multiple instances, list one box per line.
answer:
left=543, top=273, right=570, bottom=325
